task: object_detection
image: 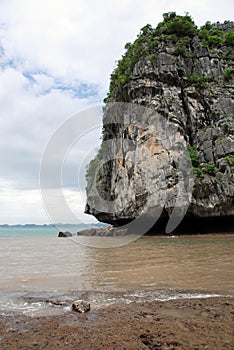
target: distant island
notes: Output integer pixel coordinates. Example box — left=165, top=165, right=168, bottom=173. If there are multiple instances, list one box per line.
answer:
left=0, top=223, right=106, bottom=229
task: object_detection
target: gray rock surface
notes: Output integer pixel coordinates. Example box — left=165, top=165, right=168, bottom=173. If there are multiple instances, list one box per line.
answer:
left=85, top=20, right=234, bottom=228
left=78, top=226, right=128, bottom=236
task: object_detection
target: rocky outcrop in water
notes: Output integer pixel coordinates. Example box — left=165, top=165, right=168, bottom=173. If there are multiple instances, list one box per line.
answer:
left=85, top=14, right=234, bottom=230
left=78, top=226, right=128, bottom=236
left=58, top=231, right=73, bottom=237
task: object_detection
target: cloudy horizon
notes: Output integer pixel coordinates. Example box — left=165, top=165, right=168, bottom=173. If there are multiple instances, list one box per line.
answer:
left=0, top=0, right=233, bottom=224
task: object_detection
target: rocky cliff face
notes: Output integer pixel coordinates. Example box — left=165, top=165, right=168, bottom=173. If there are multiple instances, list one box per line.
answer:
left=85, top=14, right=234, bottom=230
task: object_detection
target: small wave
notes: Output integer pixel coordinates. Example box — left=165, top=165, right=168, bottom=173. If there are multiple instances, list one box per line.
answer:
left=0, top=297, right=70, bottom=317
left=0, top=289, right=229, bottom=317
left=125, top=289, right=225, bottom=303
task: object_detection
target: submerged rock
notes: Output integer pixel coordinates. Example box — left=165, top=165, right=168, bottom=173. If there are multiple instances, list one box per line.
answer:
left=72, top=300, right=90, bottom=313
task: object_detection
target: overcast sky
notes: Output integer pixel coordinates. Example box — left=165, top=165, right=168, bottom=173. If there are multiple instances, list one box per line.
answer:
left=0, top=0, right=233, bottom=224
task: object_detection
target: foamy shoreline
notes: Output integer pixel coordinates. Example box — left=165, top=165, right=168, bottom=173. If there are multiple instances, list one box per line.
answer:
left=0, top=296, right=233, bottom=349
left=0, top=288, right=230, bottom=317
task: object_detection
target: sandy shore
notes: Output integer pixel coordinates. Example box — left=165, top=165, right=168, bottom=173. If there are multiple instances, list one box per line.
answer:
left=0, top=296, right=233, bottom=349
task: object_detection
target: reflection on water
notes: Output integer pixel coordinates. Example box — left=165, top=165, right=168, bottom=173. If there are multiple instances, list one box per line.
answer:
left=0, top=234, right=233, bottom=295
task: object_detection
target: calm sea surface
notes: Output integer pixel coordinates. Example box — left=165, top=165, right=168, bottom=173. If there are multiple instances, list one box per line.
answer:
left=0, top=227, right=233, bottom=316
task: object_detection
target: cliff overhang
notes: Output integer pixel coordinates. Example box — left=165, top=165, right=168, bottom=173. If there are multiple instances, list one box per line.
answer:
left=85, top=13, right=234, bottom=232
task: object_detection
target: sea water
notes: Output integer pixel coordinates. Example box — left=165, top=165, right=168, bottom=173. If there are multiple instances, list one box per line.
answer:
left=0, top=227, right=233, bottom=316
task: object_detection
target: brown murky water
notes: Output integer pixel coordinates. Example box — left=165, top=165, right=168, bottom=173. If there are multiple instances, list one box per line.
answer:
left=0, top=233, right=233, bottom=315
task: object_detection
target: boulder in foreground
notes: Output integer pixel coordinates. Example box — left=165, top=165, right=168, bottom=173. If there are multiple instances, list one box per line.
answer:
left=72, top=300, right=90, bottom=313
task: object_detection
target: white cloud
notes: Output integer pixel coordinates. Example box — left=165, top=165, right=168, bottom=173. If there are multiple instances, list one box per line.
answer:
left=0, top=180, right=97, bottom=224
left=0, top=65, right=101, bottom=191
left=0, top=0, right=233, bottom=224
left=32, top=74, right=55, bottom=94
left=0, top=180, right=48, bottom=224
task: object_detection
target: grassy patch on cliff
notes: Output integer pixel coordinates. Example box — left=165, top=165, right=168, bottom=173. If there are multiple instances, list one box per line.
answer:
left=187, top=146, right=218, bottom=179
left=105, top=12, right=197, bottom=101
left=104, top=12, right=233, bottom=102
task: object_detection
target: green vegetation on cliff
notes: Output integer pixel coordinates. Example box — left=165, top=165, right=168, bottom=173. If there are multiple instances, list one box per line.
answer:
left=85, top=13, right=234, bottom=223
left=104, top=12, right=234, bottom=102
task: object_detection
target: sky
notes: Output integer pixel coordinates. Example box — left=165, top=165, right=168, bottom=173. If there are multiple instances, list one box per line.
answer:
left=0, top=0, right=233, bottom=224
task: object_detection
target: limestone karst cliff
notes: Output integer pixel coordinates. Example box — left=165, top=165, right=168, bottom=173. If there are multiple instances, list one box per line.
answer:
left=85, top=13, right=234, bottom=230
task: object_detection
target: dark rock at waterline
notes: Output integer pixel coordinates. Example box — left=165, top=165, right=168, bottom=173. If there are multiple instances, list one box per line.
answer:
left=58, top=231, right=73, bottom=237
left=77, top=217, right=234, bottom=236
left=72, top=300, right=90, bottom=313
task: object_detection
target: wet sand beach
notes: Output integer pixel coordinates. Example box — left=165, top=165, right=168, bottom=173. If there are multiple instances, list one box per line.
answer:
left=0, top=296, right=233, bottom=349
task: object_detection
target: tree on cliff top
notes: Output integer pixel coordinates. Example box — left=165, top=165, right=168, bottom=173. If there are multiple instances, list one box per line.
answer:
left=104, top=12, right=233, bottom=103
